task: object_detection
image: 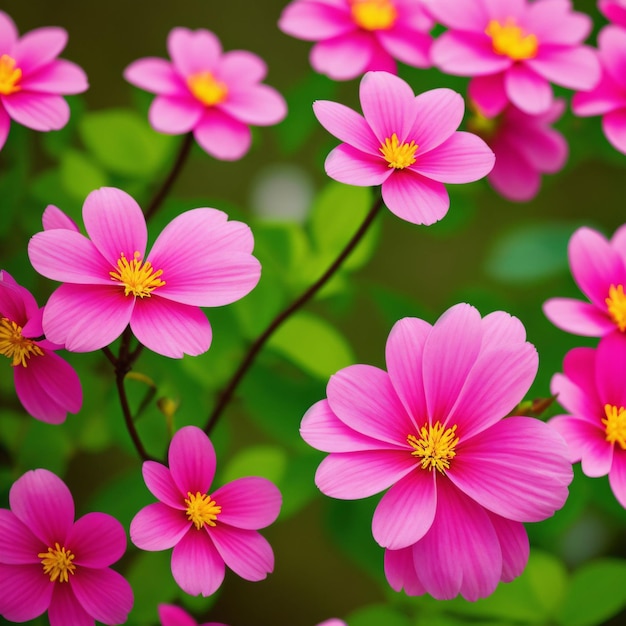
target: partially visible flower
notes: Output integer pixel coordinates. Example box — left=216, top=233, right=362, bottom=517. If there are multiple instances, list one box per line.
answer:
left=278, top=0, right=433, bottom=80
left=543, top=225, right=626, bottom=337
left=0, top=10, right=88, bottom=150
left=467, top=99, right=567, bottom=202
left=159, top=603, right=226, bottom=626
left=124, top=27, right=286, bottom=160
left=28, top=187, right=261, bottom=358
left=599, top=0, right=626, bottom=28
left=426, top=0, right=600, bottom=115
left=572, top=25, right=626, bottom=155
left=0, top=469, right=133, bottom=625
left=0, top=270, right=81, bottom=423
left=313, top=71, right=494, bottom=225
left=131, top=426, right=282, bottom=597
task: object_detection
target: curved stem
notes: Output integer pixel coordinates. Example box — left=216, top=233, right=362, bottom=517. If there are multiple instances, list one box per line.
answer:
left=204, top=194, right=385, bottom=434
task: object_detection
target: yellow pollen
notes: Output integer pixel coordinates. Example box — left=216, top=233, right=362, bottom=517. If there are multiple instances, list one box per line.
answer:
left=466, top=101, right=498, bottom=138
left=351, top=0, right=398, bottom=31
left=0, top=54, right=22, bottom=96
left=186, top=71, right=228, bottom=106
left=408, top=421, right=459, bottom=474
left=606, top=284, right=626, bottom=332
left=603, top=404, right=626, bottom=449
left=485, top=18, right=538, bottom=61
left=185, top=491, right=221, bottom=530
left=110, top=251, right=165, bottom=298
left=0, top=317, right=44, bottom=367
left=38, top=543, right=76, bottom=583
left=380, top=133, right=418, bottom=169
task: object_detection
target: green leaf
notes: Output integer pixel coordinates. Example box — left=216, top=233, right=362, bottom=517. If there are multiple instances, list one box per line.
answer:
left=348, top=604, right=412, bottom=626
left=222, top=445, right=287, bottom=485
left=60, top=149, right=108, bottom=200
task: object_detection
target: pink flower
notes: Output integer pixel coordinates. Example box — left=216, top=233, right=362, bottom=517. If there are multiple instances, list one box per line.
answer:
left=28, top=187, right=261, bottom=358
left=278, top=0, right=433, bottom=80
left=467, top=99, right=567, bottom=202
left=0, top=469, right=133, bottom=625
left=0, top=10, right=87, bottom=150
left=600, top=0, right=626, bottom=28
left=426, top=0, right=600, bottom=115
left=313, top=71, right=495, bottom=225
left=130, top=426, right=282, bottom=597
left=549, top=333, right=626, bottom=507
left=572, top=25, right=626, bottom=154
left=0, top=270, right=81, bottom=424
left=543, top=225, right=626, bottom=337
left=124, top=27, right=286, bottom=161
left=159, top=604, right=226, bottom=626
left=301, top=304, right=572, bottom=600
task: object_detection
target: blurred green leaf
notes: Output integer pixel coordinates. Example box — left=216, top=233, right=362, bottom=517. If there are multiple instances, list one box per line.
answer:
left=348, top=604, right=412, bottom=626
left=60, top=149, right=108, bottom=200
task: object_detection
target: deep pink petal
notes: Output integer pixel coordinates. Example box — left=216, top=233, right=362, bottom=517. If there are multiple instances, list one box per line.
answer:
left=209, top=526, right=274, bottom=581
left=22, top=59, right=88, bottom=95
left=609, top=450, right=626, bottom=508
left=130, top=503, right=190, bottom=551
left=193, top=108, right=251, bottom=160
left=220, top=84, right=286, bottom=126
left=598, top=26, right=626, bottom=89
left=363, top=39, right=397, bottom=74
left=431, top=31, right=511, bottom=76
left=169, top=425, right=216, bottom=496
left=596, top=331, right=626, bottom=408
left=469, top=74, right=509, bottom=117
left=42, top=205, right=80, bottom=231
left=528, top=46, right=601, bottom=91
left=310, top=32, right=373, bottom=80
left=0, top=274, right=34, bottom=325
left=384, top=546, right=427, bottom=595
left=563, top=346, right=597, bottom=394
left=159, top=604, right=198, bottom=626
left=0, top=563, right=54, bottom=622
left=0, top=103, right=10, bottom=150
left=168, top=28, right=222, bottom=76
left=551, top=372, right=600, bottom=425
left=324, top=143, right=391, bottom=186
left=0, top=510, right=44, bottom=564
left=572, top=75, right=625, bottom=118
left=486, top=512, right=529, bottom=582
left=212, top=477, right=281, bottom=529
left=48, top=582, right=93, bottom=626
left=2, top=91, right=69, bottom=131
left=278, top=0, right=353, bottom=41
left=603, top=109, right=626, bottom=154
left=123, top=57, right=186, bottom=95
left=143, top=461, right=185, bottom=509
left=377, top=26, right=432, bottom=68
left=488, top=140, right=540, bottom=202
left=13, top=27, right=67, bottom=74
left=543, top=297, right=616, bottom=336
left=68, top=513, right=126, bottom=568
left=0, top=11, right=18, bottom=53
left=149, top=95, right=204, bottom=134
left=216, top=50, right=268, bottom=84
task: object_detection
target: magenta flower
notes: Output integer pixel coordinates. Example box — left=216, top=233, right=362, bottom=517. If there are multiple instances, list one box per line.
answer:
left=549, top=333, right=626, bottom=507
left=278, top=0, right=433, bottom=80
left=600, top=0, right=626, bottom=28
left=159, top=604, right=226, bottom=626
left=301, top=304, right=572, bottom=600
left=130, top=426, right=282, bottom=597
left=0, top=270, right=81, bottom=424
left=124, top=27, right=286, bottom=161
left=0, top=10, right=87, bottom=150
left=426, top=0, right=600, bottom=115
left=313, top=71, right=495, bottom=225
left=0, top=469, right=133, bottom=625
left=572, top=25, right=626, bottom=155
left=543, top=225, right=626, bottom=337
left=28, top=187, right=261, bottom=358
left=467, top=99, right=567, bottom=202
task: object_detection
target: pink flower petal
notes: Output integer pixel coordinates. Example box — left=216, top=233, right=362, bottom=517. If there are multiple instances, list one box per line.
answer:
left=431, top=31, right=511, bottom=76
left=377, top=27, right=431, bottom=68
left=169, top=426, right=217, bottom=496
left=598, top=26, right=626, bottom=89
left=603, top=108, right=626, bottom=154
left=469, top=74, right=509, bottom=117
left=278, top=0, right=354, bottom=41
left=609, top=450, right=626, bottom=508
left=525, top=0, right=591, bottom=45
left=364, top=40, right=397, bottom=74
left=143, top=461, right=185, bottom=509
left=212, top=477, right=281, bottom=529
left=209, top=526, right=273, bottom=581
left=310, top=32, right=373, bottom=81
left=130, top=503, right=190, bottom=551
left=543, top=297, right=616, bottom=336
left=596, top=332, right=626, bottom=408
left=480, top=310, right=527, bottom=348
left=13, top=27, right=67, bottom=74
left=421, top=0, right=487, bottom=30
left=48, top=583, right=93, bottom=626
left=216, top=50, right=268, bottom=84
left=168, top=27, right=222, bottom=76
left=159, top=604, right=198, bottom=626
left=384, top=546, right=427, bottom=595
left=505, top=64, right=553, bottom=114
left=486, top=512, right=528, bottom=582
left=0, top=11, right=18, bottom=52
left=488, top=140, right=539, bottom=201
left=194, top=108, right=251, bottom=160
left=0, top=103, right=10, bottom=150
left=528, top=46, right=601, bottom=91
left=324, top=143, right=392, bottom=186
left=68, top=512, right=126, bottom=568
left=0, top=563, right=54, bottom=622
left=149, top=95, right=204, bottom=134
left=41, top=204, right=80, bottom=231
left=507, top=114, right=568, bottom=173
left=551, top=372, right=600, bottom=425
left=220, top=83, right=286, bottom=126
left=123, top=57, right=185, bottom=95
left=22, top=59, right=88, bottom=95
left=572, top=75, right=625, bottom=118
left=563, top=345, right=597, bottom=390
left=0, top=510, right=43, bottom=564
left=2, top=91, right=69, bottom=131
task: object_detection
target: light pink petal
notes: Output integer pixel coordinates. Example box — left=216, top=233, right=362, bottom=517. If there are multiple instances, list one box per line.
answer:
left=551, top=372, right=600, bottom=425
left=0, top=103, right=10, bottom=150
left=149, top=95, right=204, bottom=134
left=22, top=59, right=88, bottom=95
left=596, top=331, right=626, bottom=408
left=543, top=297, right=616, bottom=336
left=159, top=604, right=198, bottom=626
left=194, top=108, right=251, bottom=160
left=468, top=74, right=509, bottom=117
left=209, top=526, right=273, bottom=581
left=598, top=26, right=626, bottom=89
left=220, top=84, right=286, bottom=126
left=310, top=32, right=373, bottom=81
left=212, top=477, right=281, bottom=529
left=2, top=91, right=69, bottom=131
left=480, top=310, right=527, bottom=348
left=169, top=425, right=216, bottom=496
left=486, top=512, right=529, bottom=582
left=0, top=563, right=54, bottom=622
left=278, top=1, right=354, bottom=41
left=609, top=450, right=626, bottom=508
left=505, top=64, right=553, bottom=114
left=603, top=109, right=626, bottom=154
left=123, top=57, right=186, bottom=95
left=377, top=27, right=432, bottom=68
left=130, top=503, right=190, bottom=551
left=0, top=11, right=18, bottom=52
left=421, top=0, right=488, bottom=30
left=612, top=223, right=626, bottom=254
left=171, top=528, right=225, bottom=597
left=42, top=204, right=80, bottom=231
left=13, top=27, right=67, bottom=74
left=48, top=583, right=93, bottom=626
left=372, top=470, right=437, bottom=549
left=525, top=0, right=591, bottom=44
left=324, top=143, right=391, bottom=186
left=68, top=513, right=126, bottom=568
left=0, top=510, right=44, bottom=564
left=572, top=76, right=625, bottom=118
left=168, top=27, right=222, bottom=76
left=384, top=546, right=427, bottom=595
left=216, top=50, right=268, bottom=84
left=143, top=461, right=185, bottom=509
left=528, top=46, right=601, bottom=91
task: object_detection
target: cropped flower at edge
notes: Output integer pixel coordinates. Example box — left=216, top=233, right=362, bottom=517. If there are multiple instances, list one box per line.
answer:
left=130, top=426, right=282, bottom=597
left=600, top=0, right=626, bottom=28
left=0, top=10, right=88, bottom=150
left=301, top=303, right=573, bottom=600
left=0, top=270, right=82, bottom=424
left=27, top=187, right=261, bottom=358
left=0, top=469, right=133, bottom=626
left=124, top=27, right=286, bottom=161
left=313, top=71, right=495, bottom=225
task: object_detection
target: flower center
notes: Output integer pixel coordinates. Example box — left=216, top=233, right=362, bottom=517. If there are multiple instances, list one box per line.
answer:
left=606, top=284, right=626, bottom=331
left=185, top=491, right=222, bottom=530
left=380, top=133, right=418, bottom=169
left=0, top=54, right=22, bottom=96
left=109, top=251, right=165, bottom=298
left=466, top=102, right=499, bottom=139
left=38, top=542, right=76, bottom=583
left=408, top=421, right=459, bottom=474
left=603, top=404, right=626, bottom=449
left=186, top=71, right=228, bottom=106
left=351, top=0, right=398, bottom=31
left=485, top=18, right=538, bottom=61
left=0, top=317, right=44, bottom=367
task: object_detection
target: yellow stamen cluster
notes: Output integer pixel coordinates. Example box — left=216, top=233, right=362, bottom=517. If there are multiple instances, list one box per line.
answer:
left=606, top=284, right=626, bottom=331
left=351, top=0, right=398, bottom=31
left=603, top=404, right=626, bottom=450
left=185, top=491, right=222, bottom=530
left=38, top=542, right=77, bottom=583
left=0, top=54, right=22, bottom=96
left=187, top=71, right=228, bottom=107
left=485, top=18, right=538, bottom=61
left=0, top=317, right=44, bottom=367
left=380, top=133, right=418, bottom=169
left=110, top=251, right=165, bottom=298
left=408, top=421, right=459, bottom=474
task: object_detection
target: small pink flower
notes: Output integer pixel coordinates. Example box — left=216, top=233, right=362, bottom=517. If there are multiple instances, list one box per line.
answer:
left=0, top=10, right=87, bottom=150
left=426, top=0, right=600, bottom=115
left=600, top=0, right=626, bottom=28
left=278, top=0, right=433, bottom=80
left=159, top=604, right=226, bottom=626
left=124, top=27, right=286, bottom=161
left=28, top=187, right=261, bottom=358
left=549, top=333, right=626, bottom=507
left=313, top=71, right=494, bottom=225
left=467, top=99, right=568, bottom=202
left=0, top=270, right=81, bottom=424
left=572, top=25, right=626, bottom=154
left=301, top=304, right=572, bottom=600
left=130, top=426, right=282, bottom=597
left=543, top=225, right=626, bottom=337
left=0, top=469, right=133, bottom=625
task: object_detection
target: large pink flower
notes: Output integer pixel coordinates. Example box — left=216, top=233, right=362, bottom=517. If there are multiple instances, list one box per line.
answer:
left=130, top=426, right=282, bottom=597
left=0, top=10, right=87, bottom=150
left=313, top=71, right=495, bottom=225
left=0, top=469, right=133, bottom=625
left=600, top=0, right=626, bottom=28
left=543, top=225, right=626, bottom=337
left=426, top=0, right=600, bottom=115
left=124, top=27, right=286, bottom=161
left=278, top=0, right=433, bottom=80
left=301, top=304, right=572, bottom=600
left=572, top=25, right=626, bottom=154
left=28, top=187, right=261, bottom=358
left=0, top=270, right=81, bottom=424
